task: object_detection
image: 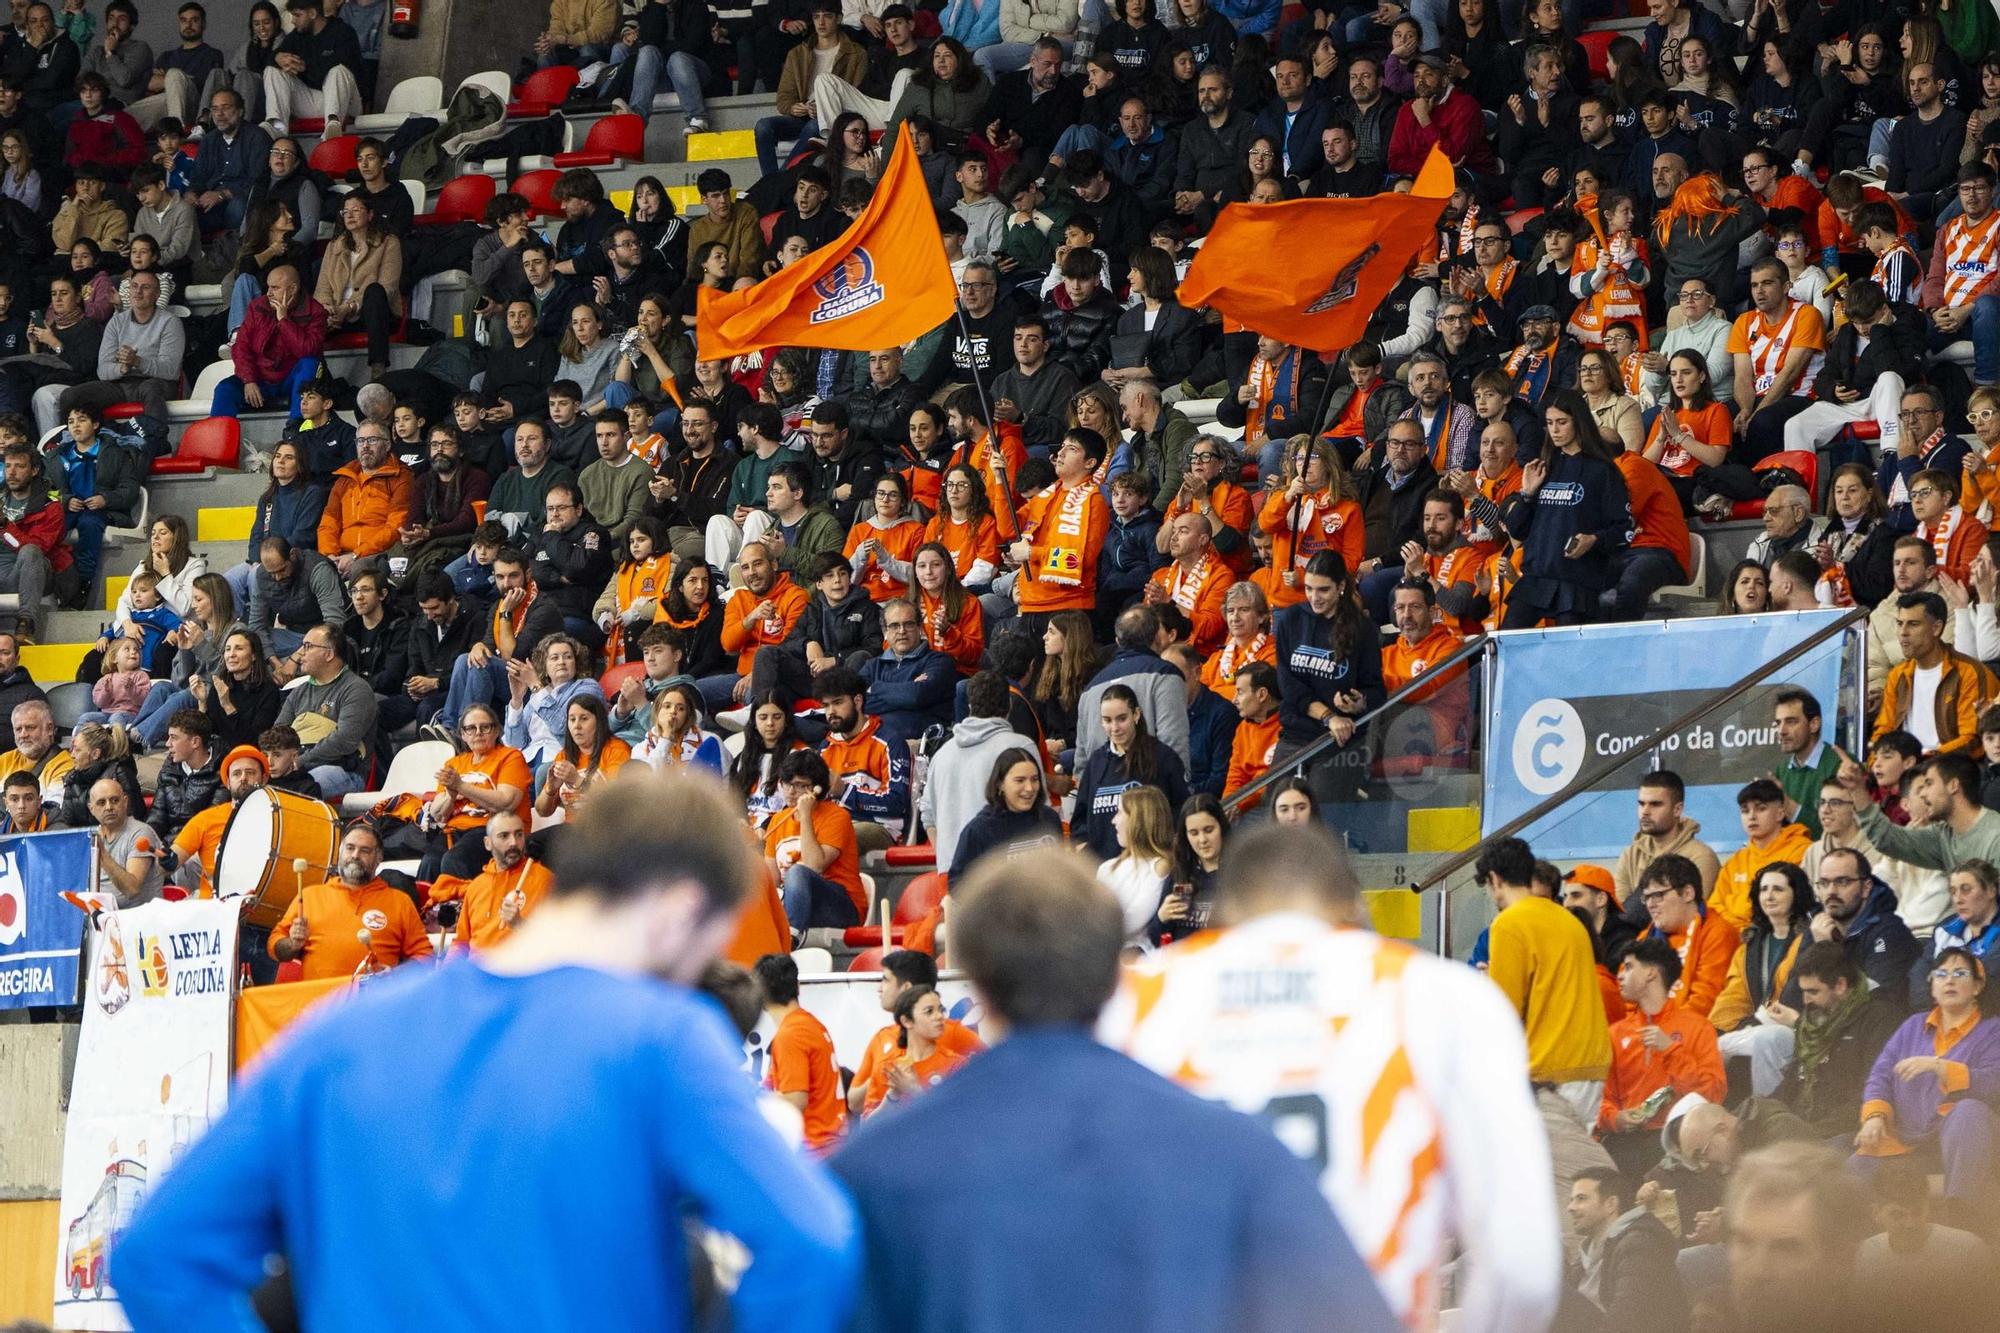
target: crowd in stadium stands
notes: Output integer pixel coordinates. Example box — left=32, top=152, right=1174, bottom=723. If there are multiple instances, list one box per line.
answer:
left=5, top=0, right=2000, bottom=1321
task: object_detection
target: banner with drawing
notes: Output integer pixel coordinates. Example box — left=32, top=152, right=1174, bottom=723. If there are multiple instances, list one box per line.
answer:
left=52, top=898, right=241, bottom=1331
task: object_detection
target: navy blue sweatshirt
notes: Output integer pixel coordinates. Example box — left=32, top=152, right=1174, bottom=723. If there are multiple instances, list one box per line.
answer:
left=1073, top=739, right=1189, bottom=861
left=1272, top=602, right=1385, bottom=747
left=1503, top=450, right=1633, bottom=601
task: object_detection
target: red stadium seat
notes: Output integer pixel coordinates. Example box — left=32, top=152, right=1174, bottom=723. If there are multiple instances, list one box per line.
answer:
left=151, top=415, right=240, bottom=476
left=598, top=661, right=645, bottom=696
left=554, top=112, right=644, bottom=168
left=308, top=134, right=359, bottom=178
left=1505, top=206, right=1543, bottom=236
left=841, top=871, right=948, bottom=948
left=288, top=116, right=325, bottom=134
left=101, top=403, right=143, bottom=420
left=325, top=315, right=408, bottom=350
left=848, top=947, right=885, bottom=971
left=759, top=210, right=779, bottom=244
left=510, top=169, right=563, bottom=218
left=882, top=844, right=935, bottom=868
left=1579, top=30, right=1616, bottom=80
left=508, top=65, right=579, bottom=117
left=416, top=172, right=497, bottom=227
left=1726, top=450, right=1821, bottom=521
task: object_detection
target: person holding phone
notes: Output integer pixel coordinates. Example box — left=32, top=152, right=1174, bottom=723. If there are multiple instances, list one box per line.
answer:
left=765, top=748, right=867, bottom=941
left=1500, top=388, right=1634, bottom=628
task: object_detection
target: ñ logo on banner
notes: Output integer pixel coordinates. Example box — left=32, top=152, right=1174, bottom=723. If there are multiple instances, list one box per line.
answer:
left=1304, top=243, right=1379, bottom=314
left=809, top=248, right=886, bottom=324
left=1512, top=698, right=1585, bottom=797
left=0, top=848, right=23, bottom=946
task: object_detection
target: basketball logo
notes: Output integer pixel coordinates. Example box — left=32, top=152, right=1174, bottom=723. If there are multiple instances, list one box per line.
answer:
left=810, top=247, right=887, bottom=324
left=1304, top=243, right=1380, bottom=315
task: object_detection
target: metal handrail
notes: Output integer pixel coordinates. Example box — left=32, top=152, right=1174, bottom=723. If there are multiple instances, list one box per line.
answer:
left=1407, top=605, right=1870, bottom=897
left=1220, top=632, right=1492, bottom=817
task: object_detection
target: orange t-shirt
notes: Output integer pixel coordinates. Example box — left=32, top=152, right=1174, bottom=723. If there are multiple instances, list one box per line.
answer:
left=923, top=511, right=1001, bottom=582
left=1645, top=402, right=1733, bottom=477
left=548, top=739, right=633, bottom=813
left=1165, top=480, right=1257, bottom=577
left=452, top=856, right=556, bottom=950
left=767, top=1006, right=847, bottom=1151
left=917, top=589, right=984, bottom=674
left=1257, top=489, right=1364, bottom=608
left=171, top=800, right=235, bottom=896
left=1146, top=555, right=1236, bottom=654
left=720, top=575, right=810, bottom=674
left=438, top=744, right=534, bottom=831
left=845, top=517, right=927, bottom=601
left=852, top=1017, right=985, bottom=1113
left=1616, top=453, right=1692, bottom=577
left=764, top=799, right=866, bottom=919
left=267, top=879, right=435, bottom=979
left=1018, top=480, right=1109, bottom=613
left=1727, top=301, right=1826, bottom=399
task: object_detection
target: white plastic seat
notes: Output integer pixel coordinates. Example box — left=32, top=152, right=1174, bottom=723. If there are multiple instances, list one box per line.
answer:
left=169, top=359, right=235, bottom=422
left=1654, top=532, right=1708, bottom=602
left=792, top=946, right=834, bottom=975
left=339, top=739, right=455, bottom=816
left=351, top=76, right=444, bottom=133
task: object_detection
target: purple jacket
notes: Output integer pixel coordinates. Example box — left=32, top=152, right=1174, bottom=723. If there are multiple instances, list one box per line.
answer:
left=1862, top=1010, right=2000, bottom=1141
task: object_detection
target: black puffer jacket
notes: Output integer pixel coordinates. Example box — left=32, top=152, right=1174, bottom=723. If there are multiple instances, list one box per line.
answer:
left=58, top=754, right=143, bottom=830
left=150, top=756, right=225, bottom=842
left=846, top=375, right=926, bottom=459
left=1043, top=289, right=1121, bottom=383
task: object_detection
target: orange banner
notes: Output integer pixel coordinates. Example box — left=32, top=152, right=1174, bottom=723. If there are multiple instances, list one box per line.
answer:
left=1178, top=148, right=1455, bottom=353
left=697, top=133, right=959, bottom=361
left=233, top=974, right=351, bottom=1072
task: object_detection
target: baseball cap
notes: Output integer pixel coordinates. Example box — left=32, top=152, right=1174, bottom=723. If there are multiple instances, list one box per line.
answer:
left=1565, top=863, right=1621, bottom=905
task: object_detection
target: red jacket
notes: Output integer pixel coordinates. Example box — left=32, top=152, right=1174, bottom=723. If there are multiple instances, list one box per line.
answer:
left=233, top=294, right=328, bottom=387
left=64, top=109, right=144, bottom=170
left=1388, top=86, right=1496, bottom=178
left=1, top=483, right=72, bottom=573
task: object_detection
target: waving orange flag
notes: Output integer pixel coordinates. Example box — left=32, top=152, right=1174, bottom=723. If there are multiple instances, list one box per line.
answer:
left=1179, top=148, right=1455, bottom=353
left=697, top=133, right=959, bottom=361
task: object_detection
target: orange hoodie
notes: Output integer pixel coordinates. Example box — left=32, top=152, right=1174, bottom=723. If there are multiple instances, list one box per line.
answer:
left=719, top=574, right=809, bottom=675
left=318, top=456, right=415, bottom=558
left=1640, top=906, right=1742, bottom=1019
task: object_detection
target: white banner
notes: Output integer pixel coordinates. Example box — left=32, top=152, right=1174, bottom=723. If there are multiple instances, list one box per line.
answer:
left=52, top=898, right=241, bottom=1331
left=745, top=970, right=980, bottom=1083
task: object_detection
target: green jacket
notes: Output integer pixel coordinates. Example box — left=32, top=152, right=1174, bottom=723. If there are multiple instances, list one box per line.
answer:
left=769, top=507, right=844, bottom=581
left=1778, top=744, right=1843, bottom=839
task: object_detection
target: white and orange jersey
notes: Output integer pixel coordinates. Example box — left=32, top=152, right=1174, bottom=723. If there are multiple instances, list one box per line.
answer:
left=1940, top=210, right=2000, bottom=308
left=1729, top=300, right=1825, bottom=399
left=1101, top=912, right=1560, bottom=1333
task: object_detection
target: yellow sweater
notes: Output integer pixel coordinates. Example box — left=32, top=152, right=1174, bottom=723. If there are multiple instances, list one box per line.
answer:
left=1711, top=822, right=1813, bottom=933
left=1487, top=894, right=1613, bottom=1085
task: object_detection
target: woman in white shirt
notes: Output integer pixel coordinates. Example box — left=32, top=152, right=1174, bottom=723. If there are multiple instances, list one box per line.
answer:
left=1095, top=784, right=1175, bottom=945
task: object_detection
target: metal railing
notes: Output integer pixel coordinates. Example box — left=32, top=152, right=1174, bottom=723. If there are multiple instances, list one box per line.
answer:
left=1407, top=605, right=1869, bottom=952
left=1220, top=632, right=1492, bottom=818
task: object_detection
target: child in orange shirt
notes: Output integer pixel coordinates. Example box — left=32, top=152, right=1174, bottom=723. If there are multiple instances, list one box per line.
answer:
left=1257, top=436, right=1363, bottom=609
left=1011, top=427, right=1111, bottom=617
left=754, top=953, right=848, bottom=1152
left=765, top=750, right=867, bottom=934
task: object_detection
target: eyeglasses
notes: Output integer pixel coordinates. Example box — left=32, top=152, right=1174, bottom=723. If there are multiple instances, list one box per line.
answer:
left=943, top=479, right=973, bottom=490
left=1679, top=290, right=1711, bottom=301
left=1909, top=486, right=1941, bottom=500
left=1189, top=452, right=1222, bottom=462
left=1816, top=875, right=1864, bottom=891
left=1900, top=408, right=1939, bottom=421
left=1775, top=239, right=1806, bottom=250
left=1932, top=967, right=1977, bottom=980
left=1971, top=409, right=1998, bottom=424
left=1437, top=313, right=1468, bottom=323
left=884, top=619, right=921, bottom=631
left=461, top=721, right=497, bottom=733
left=1640, top=888, right=1679, bottom=906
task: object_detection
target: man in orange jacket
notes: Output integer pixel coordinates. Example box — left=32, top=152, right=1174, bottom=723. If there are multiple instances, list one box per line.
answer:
left=1635, top=852, right=1741, bottom=1020
left=1381, top=580, right=1468, bottom=757
left=430, top=811, right=554, bottom=951
left=317, top=423, right=414, bottom=577
left=1874, top=590, right=1999, bottom=755
left=1597, top=935, right=1727, bottom=1177
left=1223, top=661, right=1281, bottom=807
left=1710, top=778, right=1813, bottom=932
left=1144, top=512, right=1235, bottom=654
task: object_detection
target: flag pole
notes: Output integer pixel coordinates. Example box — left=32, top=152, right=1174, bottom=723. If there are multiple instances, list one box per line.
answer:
left=953, top=302, right=1021, bottom=539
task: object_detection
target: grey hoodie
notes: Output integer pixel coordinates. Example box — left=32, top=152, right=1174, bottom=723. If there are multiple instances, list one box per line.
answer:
left=921, top=715, right=1038, bottom=872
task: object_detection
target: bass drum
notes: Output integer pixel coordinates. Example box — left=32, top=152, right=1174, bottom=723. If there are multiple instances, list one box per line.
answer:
left=214, top=788, right=341, bottom=929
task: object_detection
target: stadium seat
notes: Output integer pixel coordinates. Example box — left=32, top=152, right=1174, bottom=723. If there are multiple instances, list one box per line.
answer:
left=598, top=661, right=645, bottom=696
left=352, top=75, right=444, bottom=133
left=554, top=113, right=644, bottom=168
left=455, top=69, right=512, bottom=110
left=152, top=415, right=240, bottom=476
left=508, top=65, right=578, bottom=118
left=415, top=172, right=496, bottom=227
left=100, top=403, right=144, bottom=421
left=1655, top=531, right=1709, bottom=602
left=510, top=168, right=564, bottom=218
left=308, top=134, right=359, bottom=178
left=1726, top=450, right=1820, bottom=520
left=882, top=844, right=935, bottom=868
left=793, top=946, right=834, bottom=974
left=341, top=739, right=454, bottom=816
left=325, top=315, right=408, bottom=351
left=848, top=946, right=886, bottom=972
left=1579, top=30, right=1616, bottom=79
left=45, top=680, right=91, bottom=732
left=841, top=871, right=948, bottom=948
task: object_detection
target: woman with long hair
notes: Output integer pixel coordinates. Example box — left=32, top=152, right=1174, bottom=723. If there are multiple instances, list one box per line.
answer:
left=1258, top=435, right=1362, bottom=610
left=1501, top=389, right=1632, bottom=627
left=1643, top=349, right=1734, bottom=511
left=632, top=682, right=724, bottom=773
left=950, top=747, right=1065, bottom=879
left=1713, top=861, right=1819, bottom=1092
left=1604, top=35, right=1660, bottom=137
left=655, top=559, right=728, bottom=677
left=189, top=626, right=281, bottom=754
left=1745, top=36, right=1821, bottom=156
left=846, top=472, right=924, bottom=602
left=668, top=240, right=732, bottom=333
left=1446, top=0, right=1512, bottom=108
left=228, top=197, right=307, bottom=331
left=1073, top=682, right=1190, bottom=861
left=907, top=541, right=984, bottom=675
left=1050, top=52, right=1127, bottom=163
left=1273, top=550, right=1381, bottom=770
left=1029, top=610, right=1100, bottom=758
left=556, top=301, right=619, bottom=414
left=1270, top=774, right=1319, bottom=825
left=1144, top=37, right=1199, bottom=128
left=923, top=461, right=1000, bottom=590
left=1724, top=558, right=1771, bottom=614
left=1224, top=134, right=1290, bottom=206
left=422, top=700, right=532, bottom=880
left=866, top=985, right=972, bottom=1112
left=315, top=192, right=404, bottom=379
left=884, top=36, right=991, bottom=153
left=534, top=693, right=631, bottom=822
left=901, top=400, right=955, bottom=512
left=244, top=135, right=322, bottom=260
left=1201, top=581, right=1276, bottom=693
left=623, top=175, right=688, bottom=287
left=611, top=293, right=688, bottom=433
left=594, top=516, right=673, bottom=664
left=1577, top=348, right=1644, bottom=454
left=1899, top=15, right=1968, bottom=108
left=1109, top=247, right=1200, bottom=389
left=1097, top=784, right=1174, bottom=943
left=503, top=633, right=603, bottom=770
left=126, top=569, right=233, bottom=748
left=1152, top=792, right=1227, bottom=946
left=730, top=690, right=808, bottom=828
left=59, top=722, right=144, bottom=832
left=1670, top=33, right=1742, bottom=135
left=1098, top=0, right=1167, bottom=79
left=68, top=238, right=115, bottom=322
left=1818, top=461, right=1885, bottom=607
left=816, top=113, right=881, bottom=197
left=0, top=127, right=41, bottom=214
left=1854, top=946, right=2000, bottom=1204
left=227, top=440, right=326, bottom=610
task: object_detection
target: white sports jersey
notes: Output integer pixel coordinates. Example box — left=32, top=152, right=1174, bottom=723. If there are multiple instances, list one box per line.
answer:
left=1101, top=913, right=1560, bottom=1333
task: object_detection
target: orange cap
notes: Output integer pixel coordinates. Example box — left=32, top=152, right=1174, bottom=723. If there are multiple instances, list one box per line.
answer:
left=1564, top=863, right=1621, bottom=905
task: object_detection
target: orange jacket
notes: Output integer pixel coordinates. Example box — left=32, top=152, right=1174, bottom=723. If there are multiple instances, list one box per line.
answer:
left=1165, top=479, right=1257, bottom=576
left=1223, top=712, right=1280, bottom=806
left=1710, top=822, right=1812, bottom=932
left=917, top=589, right=984, bottom=674
left=1873, top=649, right=1999, bottom=755
left=1615, top=453, right=1691, bottom=579
left=318, top=456, right=415, bottom=558
left=1918, top=508, right=1989, bottom=584
left=1641, top=906, right=1742, bottom=1019
left=1382, top=621, right=1468, bottom=753
left=924, top=511, right=1001, bottom=582
left=719, top=575, right=809, bottom=675
left=267, top=878, right=434, bottom=979
left=1146, top=555, right=1236, bottom=654
left=449, top=856, right=556, bottom=951
left=846, top=516, right=926, bottom=602
left=949, top=424, right=1027, bottom=538
left=1258, top=489, right=1364, bottom=609
left=1597, top=998, right=1727, bottom=1133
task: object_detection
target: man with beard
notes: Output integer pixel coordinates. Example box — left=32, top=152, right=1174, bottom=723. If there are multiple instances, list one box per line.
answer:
left=813, top=665, right=907, bottom=845
left=438, top=810, right=552, bottom=951
left=1172, top=66, right=1252, bottom=229
left=270, top=822, right=432, bottom=978
left=0, top=443, right=67, bottom=641
left=394, top=427, right=491, bottom=591
left=171, top=744, right=280, bottom=964
left=1306, top=120, right=1383, bottom=199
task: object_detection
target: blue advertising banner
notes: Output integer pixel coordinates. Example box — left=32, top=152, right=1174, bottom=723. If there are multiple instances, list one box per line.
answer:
left=0, top=829, right=97, bottom=1008
left=1483, top=611, right=1851, bottom=860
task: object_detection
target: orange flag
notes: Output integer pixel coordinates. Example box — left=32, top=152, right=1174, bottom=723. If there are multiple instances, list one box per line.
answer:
left=1178, top=148, right=1456, bottom=353
left=697, top=134, right=959, bottom=361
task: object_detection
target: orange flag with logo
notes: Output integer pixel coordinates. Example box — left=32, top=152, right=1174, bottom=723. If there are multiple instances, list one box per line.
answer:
left=697, top=134, right=959, bottom=361
left=1178, top=148, right=1455, bottom=353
